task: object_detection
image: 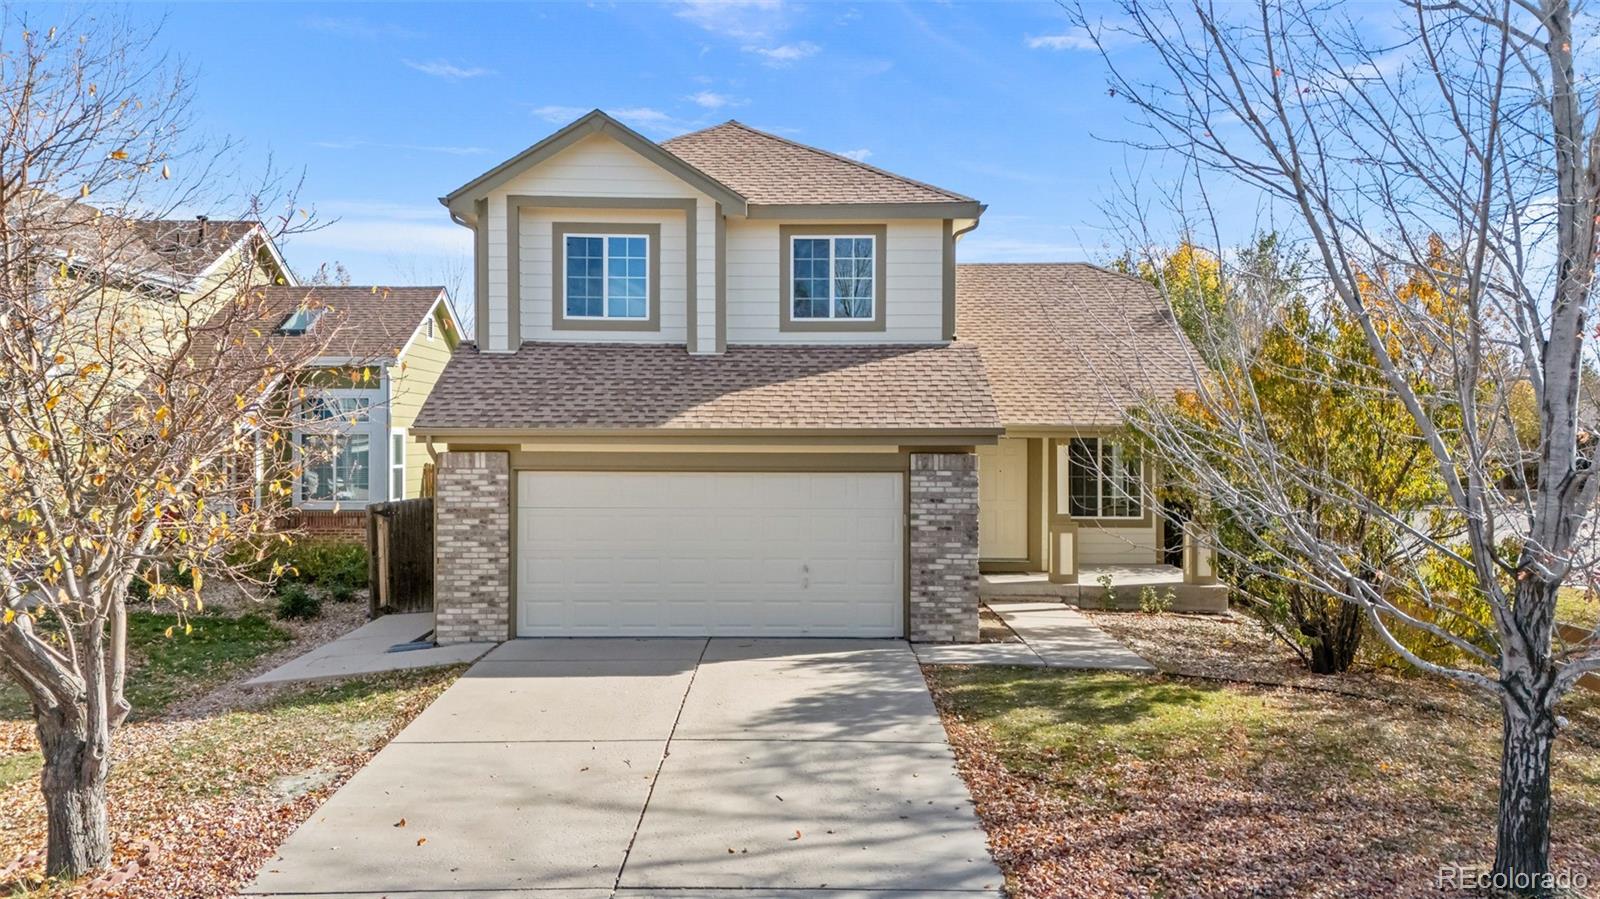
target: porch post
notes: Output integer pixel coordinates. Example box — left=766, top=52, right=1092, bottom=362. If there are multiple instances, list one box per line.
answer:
left=1045, top=437, right=1078, bottom=584
left=1182, top=521, right=1218, bottom=585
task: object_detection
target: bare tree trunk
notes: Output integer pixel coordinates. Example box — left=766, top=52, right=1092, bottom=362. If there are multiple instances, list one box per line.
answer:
left=36, top=709, right=110, bottom=877
left=1495, top=695, right=1556, bottom=887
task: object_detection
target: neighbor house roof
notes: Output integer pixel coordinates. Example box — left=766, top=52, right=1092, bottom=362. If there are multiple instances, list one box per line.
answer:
left=220, top=285, right=449, bottom=362
left=413, top=341, right=1000, bottom=434
left=955, top=263, right=1202, bottom=427
left=662, top=121, right=977, bottom=209
left=127, top=218, right=262, bottom=280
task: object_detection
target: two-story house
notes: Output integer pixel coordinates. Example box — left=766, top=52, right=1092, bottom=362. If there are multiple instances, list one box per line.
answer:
left=413, top=109, right=1219, bottom=645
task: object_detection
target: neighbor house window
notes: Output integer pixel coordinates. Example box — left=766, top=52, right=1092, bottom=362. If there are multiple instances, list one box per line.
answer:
left=564, top=234, right=649, bottom=319
left=389, top=430, right=406, bottom=499
left=791, top=235, right=876, bottom=320
left=276, top=306, right=324, bottom=336
left=298, top=394, right=372, bottom=504
left=1067, top=437, right=1143, bottom=519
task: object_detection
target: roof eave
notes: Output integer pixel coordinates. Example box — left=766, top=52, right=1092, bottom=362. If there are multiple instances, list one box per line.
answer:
left=441, top=110, right=749, bottom=216
left=744, top=200, right=984, bottom=221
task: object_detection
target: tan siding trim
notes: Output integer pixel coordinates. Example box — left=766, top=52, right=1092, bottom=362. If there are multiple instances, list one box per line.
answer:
left=714, top=202, right=727, bottom=353
left=497, top=451, right=911, bottom=472
left=473, top=198, right=488, bottom=345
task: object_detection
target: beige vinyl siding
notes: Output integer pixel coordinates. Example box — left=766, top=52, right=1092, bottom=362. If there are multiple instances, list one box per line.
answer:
left=725, top=218, right=946, bottom=344
left=390, top=305, right=453, bottom=498
left=519, top=208, right=686, bottom=344
left=1077, top=523, right=1160, bottom=565
left=484, top=133, right=716, bottom=352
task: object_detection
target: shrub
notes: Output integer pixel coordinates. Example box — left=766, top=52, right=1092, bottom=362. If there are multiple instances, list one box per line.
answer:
left=262, top=539, right=367, bottom=595
left=1096, top=572, right=1117, bottom=610
left=274, top=583, right=322, bottom=621
left=1139, top=585, right=1174, bottom=615
left=326, top=581, right=356, bottom=603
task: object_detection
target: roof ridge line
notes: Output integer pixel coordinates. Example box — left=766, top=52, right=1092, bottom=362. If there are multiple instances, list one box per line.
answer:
left=669, top=120, right=977, bottom=204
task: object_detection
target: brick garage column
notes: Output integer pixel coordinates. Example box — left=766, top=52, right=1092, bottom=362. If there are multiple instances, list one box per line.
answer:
left=433, top=451, right=510, bottom=645
left=908, top=452, right=980, bottom=643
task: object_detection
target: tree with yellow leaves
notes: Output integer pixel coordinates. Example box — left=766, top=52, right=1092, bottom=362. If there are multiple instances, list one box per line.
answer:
left=0, top=14, right=347, bottom=876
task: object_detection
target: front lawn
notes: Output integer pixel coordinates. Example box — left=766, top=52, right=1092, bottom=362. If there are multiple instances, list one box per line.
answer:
left=0, top=611, right=294, bottom=723
left=927, top=627, right=1600, bottom=898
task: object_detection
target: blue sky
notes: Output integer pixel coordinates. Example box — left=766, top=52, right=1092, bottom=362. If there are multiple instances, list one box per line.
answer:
left=112, top=1, right=1172, bottom=304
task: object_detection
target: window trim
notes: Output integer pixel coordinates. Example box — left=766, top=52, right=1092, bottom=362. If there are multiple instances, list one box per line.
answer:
left=389, top=429, right=407, bottom=500
left=294, top=389, right=377, bottom=510
left=1063, top=436, right=1150, bottom=525
left=778, top=223, right=888, bottom=332
left=551, top=221, right=662, bottom=332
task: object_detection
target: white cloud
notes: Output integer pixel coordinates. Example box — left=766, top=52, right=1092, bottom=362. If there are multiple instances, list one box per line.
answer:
left=676, top=0, right=787, bottom=41
left=839, top=148, right=872, bottom=162
left=687, top=90, right=743, bottom=109
left=745, top=41, right=819, bottom=66
left=531, top=105, right=593, bottom=124
left=612, top=107, right=674, bottom=128
left=303, top=15, right=420, bottom=41
left=403, top=59, right=492, bottom=80
left=312, top=139, right=488, bottom=156
left=1025, top=29, right=1097, bottom=51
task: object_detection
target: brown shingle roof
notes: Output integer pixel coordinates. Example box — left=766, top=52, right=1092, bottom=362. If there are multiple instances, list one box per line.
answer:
left=661, top=121, right=976, bottom=207
left=222, top=286, right=446, bottom=361
left=127, top=219, right=260, bottom=279
left=413, top=341, right=1000, bottom=433
left=956, top=263, right=1202, bottom=427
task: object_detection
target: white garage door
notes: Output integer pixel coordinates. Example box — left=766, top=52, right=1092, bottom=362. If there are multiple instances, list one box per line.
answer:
left=516, top=471, right=904, bottom=637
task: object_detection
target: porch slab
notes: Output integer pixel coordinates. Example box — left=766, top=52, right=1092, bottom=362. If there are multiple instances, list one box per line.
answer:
left=979, top=566, right=1228, bottom=614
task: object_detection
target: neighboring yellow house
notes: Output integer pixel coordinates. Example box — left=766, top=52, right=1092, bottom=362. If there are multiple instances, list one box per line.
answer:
left=220, top=285, right=463, bottom=533
left=49, top=204, right=462, bottom=530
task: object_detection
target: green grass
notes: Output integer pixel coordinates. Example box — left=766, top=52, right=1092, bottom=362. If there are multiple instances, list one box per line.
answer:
left=0, top=612, right=292, bottom=722
left=1558, top=587, right=1599, bottom=628
left=0, top=752, right=41, bottom=791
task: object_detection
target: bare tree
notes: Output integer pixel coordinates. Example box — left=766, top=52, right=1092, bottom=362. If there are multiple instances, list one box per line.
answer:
left=1075, top=0, right=1599, bottom=886
left=0, top=13, right=346, bottom=876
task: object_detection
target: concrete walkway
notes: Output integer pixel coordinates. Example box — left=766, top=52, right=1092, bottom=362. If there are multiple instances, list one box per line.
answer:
left=247, top=638, right=1002, bottom=897
left=914, top=602, right=1156, bottom=673
left=245, top=613, right=495, bottom=686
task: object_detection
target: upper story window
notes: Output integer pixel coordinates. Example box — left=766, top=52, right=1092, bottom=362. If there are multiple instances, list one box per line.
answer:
left=792, top=235, right=876, bottom=320
left=1066, top=437, right=1143, bottom=520
left=565, top=234, right=649, bottom=320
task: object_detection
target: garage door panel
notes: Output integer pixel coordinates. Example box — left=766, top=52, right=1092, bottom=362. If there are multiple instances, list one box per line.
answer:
left=516, top=471, right=904, bottom=637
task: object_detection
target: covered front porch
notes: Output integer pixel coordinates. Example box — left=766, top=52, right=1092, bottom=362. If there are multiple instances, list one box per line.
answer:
left=979, top=565, right=1228, bottom=613
left=976, top=433, right=1225, bottom=613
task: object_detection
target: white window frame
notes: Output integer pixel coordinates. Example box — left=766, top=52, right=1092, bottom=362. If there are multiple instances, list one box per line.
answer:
left=294, top=389, right=377, bottom=510
left=563, top=232, right=651, bottom=321
left=389, top=429, right=407, bottom=500
left=790, top=234, right=877, bottom=321
left=1066, top=437, right=1145, bottom=521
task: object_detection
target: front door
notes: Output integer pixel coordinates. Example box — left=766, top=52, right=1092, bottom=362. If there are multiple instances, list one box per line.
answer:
left=977, top=437, right=1029, bottom=560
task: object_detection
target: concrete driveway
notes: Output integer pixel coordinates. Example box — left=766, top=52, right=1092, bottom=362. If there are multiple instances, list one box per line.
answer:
left=247, top=638, right=1002, bottom=898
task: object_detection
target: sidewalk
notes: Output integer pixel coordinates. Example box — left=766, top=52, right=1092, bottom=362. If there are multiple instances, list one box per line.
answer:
left=913, top=602, right=1156, bottom=673
left=245, top=613, right=495, bottom=686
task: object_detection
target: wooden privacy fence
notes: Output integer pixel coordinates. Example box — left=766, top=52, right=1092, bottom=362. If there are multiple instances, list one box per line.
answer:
left=368, top=498, right=434, bottom=616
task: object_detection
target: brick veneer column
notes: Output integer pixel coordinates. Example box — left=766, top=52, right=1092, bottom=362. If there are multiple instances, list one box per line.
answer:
left=433, top=451, right=510, bottom=645
left=908, top=452, right=980, bottom=643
